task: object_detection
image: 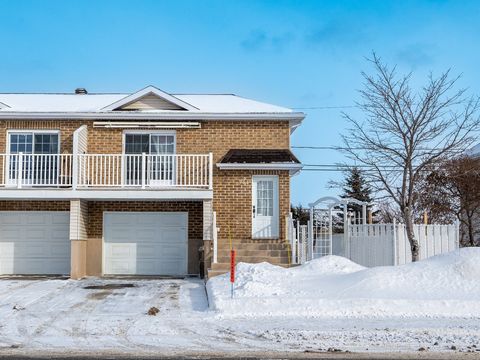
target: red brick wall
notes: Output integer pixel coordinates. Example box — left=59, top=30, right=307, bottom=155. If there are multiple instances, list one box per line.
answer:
left=0, top=120, right=79, bottom=153
left=0, top=200, right=70, bottom=211
left=214, top=170, right=290, bottom=244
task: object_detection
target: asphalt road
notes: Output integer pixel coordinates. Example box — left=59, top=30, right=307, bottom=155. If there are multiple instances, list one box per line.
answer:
left=1, top=350, right=480, bottom=360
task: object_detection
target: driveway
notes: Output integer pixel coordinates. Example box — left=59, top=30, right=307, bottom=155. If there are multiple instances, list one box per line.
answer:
left=0, top=278, right=479, bottom=358
left=0, top=278, right=214, bottom=353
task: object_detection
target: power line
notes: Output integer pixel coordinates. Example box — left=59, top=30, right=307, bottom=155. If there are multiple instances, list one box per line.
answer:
left=303, top=164, right=400, bottom=169
left=292, top=145, right=466, bottom=153
left=291, top=105, right=357, bottom=110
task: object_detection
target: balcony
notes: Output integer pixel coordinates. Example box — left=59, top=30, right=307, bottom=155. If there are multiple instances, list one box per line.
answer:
left=0, top=153, right=213, bottom=200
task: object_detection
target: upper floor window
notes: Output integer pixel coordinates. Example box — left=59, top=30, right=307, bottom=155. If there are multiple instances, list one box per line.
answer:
left=9, top=132, right=59, bottom=154
left=124, top=133, right=175, bottom=155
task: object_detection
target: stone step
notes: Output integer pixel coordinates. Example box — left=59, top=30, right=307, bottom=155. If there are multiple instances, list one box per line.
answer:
left=207, top=269, right=229, bottom=278
left=216, top=249, right=290, bottom=257
left=216, top=243, right=290, bottom=251
left=210, top=263, right=231, bottom=271
left=209, top=261, right=292, bottom=275
left=216, top=256, right=290, bottom=265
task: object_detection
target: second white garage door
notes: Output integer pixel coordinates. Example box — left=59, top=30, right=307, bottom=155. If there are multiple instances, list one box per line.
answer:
left=103, top=212, right=188, bottom=276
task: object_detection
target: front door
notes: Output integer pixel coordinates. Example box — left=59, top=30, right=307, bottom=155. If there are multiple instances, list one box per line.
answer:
left=252, top=175, right=279, bottom=238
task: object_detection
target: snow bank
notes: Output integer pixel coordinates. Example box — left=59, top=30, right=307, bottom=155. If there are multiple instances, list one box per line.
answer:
left=207, top=248, right=480, bottom=319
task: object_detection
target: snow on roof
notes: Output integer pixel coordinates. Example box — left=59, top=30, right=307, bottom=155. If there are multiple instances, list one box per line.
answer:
left=0, top=90, right=293, bottom=114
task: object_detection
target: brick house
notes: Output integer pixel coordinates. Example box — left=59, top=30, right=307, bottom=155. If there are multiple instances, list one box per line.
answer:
left=0, top=86, right=304, bottom=279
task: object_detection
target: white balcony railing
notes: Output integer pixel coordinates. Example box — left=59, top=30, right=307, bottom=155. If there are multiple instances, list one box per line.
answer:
left=0, top=153, right=73, bottom=188
left=0, top=153, right=213, bottom=189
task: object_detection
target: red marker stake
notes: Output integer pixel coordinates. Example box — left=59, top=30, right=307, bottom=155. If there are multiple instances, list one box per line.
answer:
left=230, top=249, right=236, bottom=298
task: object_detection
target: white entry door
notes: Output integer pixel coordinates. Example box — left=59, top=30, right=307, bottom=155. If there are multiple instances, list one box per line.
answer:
left=103, top=212, right=187, bottom=275
left=0, top=211, right=70, bottom=275
left=252, top=176, right=279, bottom=238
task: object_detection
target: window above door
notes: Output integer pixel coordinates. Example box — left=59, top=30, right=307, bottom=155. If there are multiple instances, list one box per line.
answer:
left=124, top=131, right=176, bottom=155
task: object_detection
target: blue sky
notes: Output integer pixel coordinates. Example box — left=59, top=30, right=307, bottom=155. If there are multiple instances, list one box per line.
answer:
left=1, top=0, right=479, bottom=205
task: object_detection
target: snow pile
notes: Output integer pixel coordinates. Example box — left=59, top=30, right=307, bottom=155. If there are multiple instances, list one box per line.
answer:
left=207, top=248, right=480, bottom=319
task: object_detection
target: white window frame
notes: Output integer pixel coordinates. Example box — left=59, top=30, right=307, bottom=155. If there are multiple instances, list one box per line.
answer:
left=121, top=130, right=177, bottom=187
left=5, top=130, right=61, bottom=187
left=6, top=129, right=61, bottom=155
left=122, top=130, right=176, bottom=155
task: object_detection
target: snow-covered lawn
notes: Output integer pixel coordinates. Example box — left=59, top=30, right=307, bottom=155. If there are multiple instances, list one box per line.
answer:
left=207, top=247, right=480, bottom=319
left=0, top=248, right=479, bottom=357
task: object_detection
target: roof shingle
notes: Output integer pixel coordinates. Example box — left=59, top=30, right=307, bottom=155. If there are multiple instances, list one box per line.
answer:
left=218, top=149, right=300, bottom=164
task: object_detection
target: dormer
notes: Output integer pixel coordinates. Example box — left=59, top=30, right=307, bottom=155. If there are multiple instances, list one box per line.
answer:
left=101, top=86, right=198, bottom=112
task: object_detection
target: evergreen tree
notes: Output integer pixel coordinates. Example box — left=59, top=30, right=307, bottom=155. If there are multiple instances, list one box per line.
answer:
left=291, top=203, right=310, bottom=224
left=340, top=167, right=375, bottom=220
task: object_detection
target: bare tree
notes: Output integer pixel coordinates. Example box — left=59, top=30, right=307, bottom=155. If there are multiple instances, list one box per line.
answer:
left=418, top=156, right=480, bottom=246
left=342, top=53, right=480, bottom=261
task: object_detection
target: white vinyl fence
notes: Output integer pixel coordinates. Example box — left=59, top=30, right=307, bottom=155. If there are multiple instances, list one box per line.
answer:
left=287, top=216, right=460, bottom=267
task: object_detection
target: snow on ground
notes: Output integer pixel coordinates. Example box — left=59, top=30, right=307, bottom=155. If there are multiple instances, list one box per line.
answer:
left=0, top=249, right=479, bottom=356
left=207, top=248, right=480, bottom=319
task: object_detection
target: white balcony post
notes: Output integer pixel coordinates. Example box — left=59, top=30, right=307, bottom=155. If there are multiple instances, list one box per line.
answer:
left=213, top=211, right=218, bottom=264
left=16, top=152, right=23, bottom=189
left=120, top=155, right=125, bottom=188
left=72, top=154, right=78, bottom=190
left=208, top=152, right=213, bottom=190
left=141, top=152, right=146, bottom=189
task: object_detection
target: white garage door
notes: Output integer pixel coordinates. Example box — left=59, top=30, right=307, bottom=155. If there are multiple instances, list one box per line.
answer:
left=103, top=212, right=188, bottom=276
left=0, top=211, right=70, bottom=275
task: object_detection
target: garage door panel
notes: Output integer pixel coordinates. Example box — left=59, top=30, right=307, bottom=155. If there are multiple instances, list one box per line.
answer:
left=1, top=214, right=21, bottom=225
left=52, top=215, right=69, bottom=225
left=136, top=244, right=158, bottom=258
left=137, top=213, right=158, bottom=225
left=104, top=212, right=188, bottom=276
left=162, top=228, right=187, bottom=243
left=161, top=244, right=186, bottom=257
left=137, top=229, right=157, bottom=240
left=108, top=243, right=136, bottom=257
left=0, top=260, right=14, bottom=274
left=2, top=228, right=21, bottom=240
left=157, top=214, right=187, bottom=227
left=108, top=213, right=135, bottom=224
left=49, top=245, right=70, bottom=257
left=136, top=260, right=158, bottom=274
left=108, top=231, right=134, bottom=242
left=0, top=211, right=70, bottom=275
left=26, top=229, right=46, bottom=240
left=107, top=260, right=135, bottom=274
left=22, top=243, right=46, bottom=257
left=159, top=260, right=185, bottom=275
left=25, top=214, right=48, bottom=225
left=0, top=243, right=14, bottom=256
